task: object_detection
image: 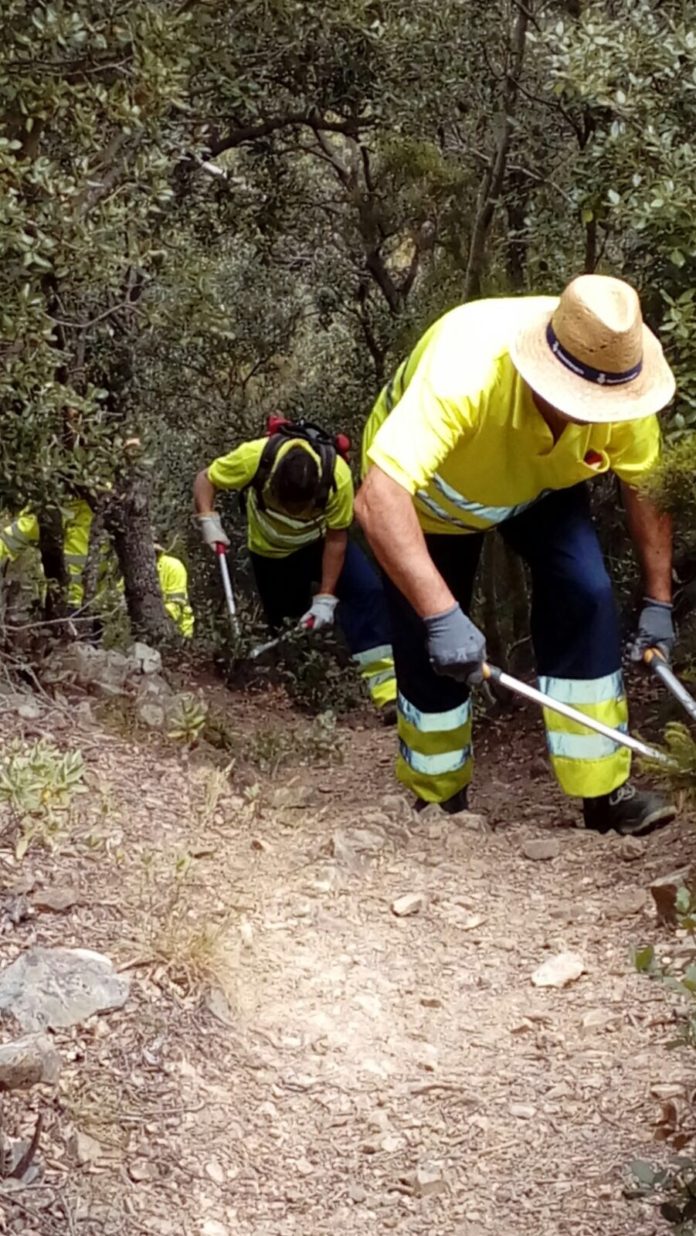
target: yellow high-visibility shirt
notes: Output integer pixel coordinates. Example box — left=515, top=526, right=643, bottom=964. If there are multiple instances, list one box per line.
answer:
left=62, top=499, right=93, bottom=606
left=0, top=510, right=39, bottom=561
left=156, top=554, right=194, bottom=638
left=363, top=298, right=662, bottom=535
left=0, top=501, right=92, bottom=606
left=207, top=437, right=354, bottom=558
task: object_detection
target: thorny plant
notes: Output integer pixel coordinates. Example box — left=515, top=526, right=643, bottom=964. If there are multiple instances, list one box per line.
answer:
left=635, top=881, right=696, bottom=1047
left=633, top=883, right=696, bottom=1230
left=0, top=738, right=86, bottom=859
left=245, top=710, right=344, bottom=775
left=166, top=693, right=208, bottom=746
left=138, top=852, right=237, bottom=999
left=641, top=723, right=696, bottom=809
left=193, top=762, right=235, bottom=832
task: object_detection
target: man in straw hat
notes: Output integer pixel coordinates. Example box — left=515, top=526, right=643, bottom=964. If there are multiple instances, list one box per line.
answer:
left=356, top=275, right=676, bottom=836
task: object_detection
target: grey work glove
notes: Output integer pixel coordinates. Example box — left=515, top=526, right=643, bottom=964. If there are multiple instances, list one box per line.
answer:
left=424, top=603, right=487, bottom=684
left=196, top=512, right=230, bottom=550
left=629, top=597, right=676, bottom=664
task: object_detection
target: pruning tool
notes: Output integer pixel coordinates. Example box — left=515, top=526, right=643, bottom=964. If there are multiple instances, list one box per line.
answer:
left=643, top=647, right=696, bottom=726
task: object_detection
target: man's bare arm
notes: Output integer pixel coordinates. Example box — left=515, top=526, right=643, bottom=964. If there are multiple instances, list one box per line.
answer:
left=193, top=468, right=216, bottom=514
left=621, top=481, right=672, bottom=603
left=355, top=466, right=453, bottom=617
left=319, top=528, right=347, bottom=595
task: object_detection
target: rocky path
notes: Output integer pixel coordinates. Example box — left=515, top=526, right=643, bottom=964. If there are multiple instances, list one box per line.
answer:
left=0, top=689, right=694, bottom=1236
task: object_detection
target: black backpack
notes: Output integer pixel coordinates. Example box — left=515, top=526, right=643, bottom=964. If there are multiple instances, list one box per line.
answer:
left=247, top=418, right=351, bottom=513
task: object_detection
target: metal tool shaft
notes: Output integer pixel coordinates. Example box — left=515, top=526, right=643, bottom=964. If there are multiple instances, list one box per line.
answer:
left=215, top=545, right=239, bottom=633
left=484, top=664, right=669, bottom=764
left=646, top=652, right=696, bottom=725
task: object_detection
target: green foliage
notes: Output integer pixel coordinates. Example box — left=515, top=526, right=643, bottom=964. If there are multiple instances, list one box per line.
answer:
left=641, top=723, right=696, bottom=806
left=0, top=737, right=86, bottom=856
left=641, top=435, right=696, bottom=529
left=628, top=1157, right=696, bottom=1231
left=537, top=1, right=696, bottom=428
left=244, top=710, right=344, bottom=775
left=277, top=631, right=366, bottom=715
left=0, top=1, right=193, bottom=510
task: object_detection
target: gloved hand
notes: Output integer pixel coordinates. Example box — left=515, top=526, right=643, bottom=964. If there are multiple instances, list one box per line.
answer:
left=424, top=602, right=486, bottom=684
left=299, top=594, right=339, bottom=632
left=629, top=597, right=676, bottom=664
left=196, top=512, right=230, bottom=550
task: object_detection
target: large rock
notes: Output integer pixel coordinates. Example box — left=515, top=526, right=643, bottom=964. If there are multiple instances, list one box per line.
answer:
left=0, top=947, right=130, bottom=1032
left=0, top=1033, right=62, bottom=1091
left=66, top=645, right=133, bottom=696
left=130, top=642, right=162, bottom=675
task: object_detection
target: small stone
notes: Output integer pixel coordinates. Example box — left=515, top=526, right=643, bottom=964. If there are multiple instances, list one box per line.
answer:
left=650, top=870, right=692, bottom=925
left=380, top=1133, right=405, bottom=1153
left=350, top=828, right=386, bottom=853
left=0, top=1034, right=62, bottom=1091
left=136, top=701, right=166, bottom=730
left=71, top=1129, right=104, bottom=1166
left=509, top=1102, right=536, bottom=1119
left=295, top=1157, right=314, bottom=1177
left=201, top=1221, right=229, bottom=1236
left=531, top=951, right=585, bottom=989
left=605, top=888, right=647, bottom=919
left=415, top=1162, right=446, bottom=1197
left=16, top=700, right=42, bottom=721
left=380, top=793, right=413, bottom=817
left=32, top=886, right=80, bottom=914
left=420, top=996, right=442, bottom=1008
left=129, top=1161, right=155, bottom=1182
left=582, top=1008, right=618, bottom=1031
left=619, top=836, right=645, bottom=862
left=348, top=1183, right=367, bottom=1203
left=453, top=811, right=489, bottom=833
left=269, top=784, right=316, bottom=809
left=392, top=893, right=425, bottom=917
left=205, top=988, right=235, bottom=1027
left=205, top=1159, right=225, bottom=1185
left=650, top=1083, right=685, bottom=1099
left=522, top=838, right=560, bottom=861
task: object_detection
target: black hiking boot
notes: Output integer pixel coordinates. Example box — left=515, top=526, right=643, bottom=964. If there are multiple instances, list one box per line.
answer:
left=413, top=786, right=470, bottom=815
left=380, top=702, right=398, bottom=727
left=583, top=781, right=676, bottom=837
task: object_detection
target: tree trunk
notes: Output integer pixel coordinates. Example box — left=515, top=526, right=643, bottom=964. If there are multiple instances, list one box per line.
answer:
left=463, top=2, right=530, bottom=300
left=37, top=508, right=70, bottom=625
left=104, top=476, right=169, bottom=643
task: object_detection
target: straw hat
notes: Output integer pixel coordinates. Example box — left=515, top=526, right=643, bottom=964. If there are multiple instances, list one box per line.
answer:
left=510, top=275, right=676, bottom=423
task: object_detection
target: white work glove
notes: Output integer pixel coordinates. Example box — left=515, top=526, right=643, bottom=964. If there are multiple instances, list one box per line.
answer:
left=299, top=594, right=339, bottom=632
left=196, top=512, right=230, bottom=550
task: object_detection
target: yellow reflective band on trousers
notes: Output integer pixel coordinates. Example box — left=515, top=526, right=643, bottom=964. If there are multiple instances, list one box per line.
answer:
left=351, top=643, right=397, bottom=708
left=396, top=694, right=472, bottom=802
left=539, top=671, right=630, bottom=797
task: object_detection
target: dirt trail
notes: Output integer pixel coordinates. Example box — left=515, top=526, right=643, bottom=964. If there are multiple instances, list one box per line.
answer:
left=1, top=691, right=694, bottom=1236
